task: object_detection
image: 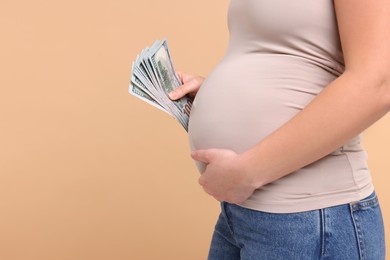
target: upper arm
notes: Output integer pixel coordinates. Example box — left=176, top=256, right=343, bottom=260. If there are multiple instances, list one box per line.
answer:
left=334, top=0, right=390, bottom=79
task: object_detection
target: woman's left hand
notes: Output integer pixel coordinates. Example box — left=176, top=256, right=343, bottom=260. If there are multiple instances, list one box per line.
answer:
left=191, top=149, right=258, bottom=204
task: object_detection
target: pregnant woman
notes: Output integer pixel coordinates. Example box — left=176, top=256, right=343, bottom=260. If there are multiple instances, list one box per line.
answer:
left=169, top=0, right=388, bottom=259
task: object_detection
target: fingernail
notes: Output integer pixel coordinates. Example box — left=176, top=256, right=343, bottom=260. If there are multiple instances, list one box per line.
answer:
left=169, top=91, right=177, bottom=99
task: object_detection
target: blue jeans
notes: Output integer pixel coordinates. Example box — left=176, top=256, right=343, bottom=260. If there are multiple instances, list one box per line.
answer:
left=208, top=192, right=385, bottom=260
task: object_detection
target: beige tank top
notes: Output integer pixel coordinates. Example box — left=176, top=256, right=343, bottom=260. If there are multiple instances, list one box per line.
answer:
left=188, top=0, right=374, bottom=213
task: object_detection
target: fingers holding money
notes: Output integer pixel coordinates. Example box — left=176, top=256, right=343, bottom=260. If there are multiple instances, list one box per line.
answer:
left=129, top=39, right=193, bottom=131
left=169, top=71, right=205, bottom=100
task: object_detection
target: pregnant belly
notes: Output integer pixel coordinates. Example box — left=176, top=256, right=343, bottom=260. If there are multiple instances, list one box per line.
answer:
left=188, top=55, right=336, bottom=154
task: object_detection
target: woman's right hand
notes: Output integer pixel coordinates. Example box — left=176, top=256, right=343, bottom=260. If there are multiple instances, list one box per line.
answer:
left=168, top=71, right=204, bottom=100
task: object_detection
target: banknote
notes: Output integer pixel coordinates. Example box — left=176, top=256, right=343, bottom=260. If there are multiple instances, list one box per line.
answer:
left=129, top=39, right=192, bottom=131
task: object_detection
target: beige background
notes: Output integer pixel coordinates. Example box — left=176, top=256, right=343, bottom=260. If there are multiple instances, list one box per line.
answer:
left=0, top=0, right=389, bottom=259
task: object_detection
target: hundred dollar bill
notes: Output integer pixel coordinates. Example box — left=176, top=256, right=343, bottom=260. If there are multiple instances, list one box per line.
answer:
left=149, top=40, right=192, bottom=130
left=129, top=38, right=192, bottom=131
left=129, top=62, right=171, bottom=114
left=129, top=82, right=172, bottom=115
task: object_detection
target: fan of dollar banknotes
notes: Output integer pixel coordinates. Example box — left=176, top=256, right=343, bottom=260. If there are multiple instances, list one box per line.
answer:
left=129, top=39, right=193, bottom=131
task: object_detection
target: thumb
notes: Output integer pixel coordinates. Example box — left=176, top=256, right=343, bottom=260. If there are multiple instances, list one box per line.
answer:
left=191, top=149, right=215, bottom=164
left=169, top=79, right=198, bottom=100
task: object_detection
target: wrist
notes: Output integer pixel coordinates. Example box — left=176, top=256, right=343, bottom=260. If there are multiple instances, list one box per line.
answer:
left=239, top=147, right=266, bottom=190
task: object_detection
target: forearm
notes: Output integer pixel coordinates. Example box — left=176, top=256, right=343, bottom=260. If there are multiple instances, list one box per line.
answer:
left=243, top=71, right=390, bottom=188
